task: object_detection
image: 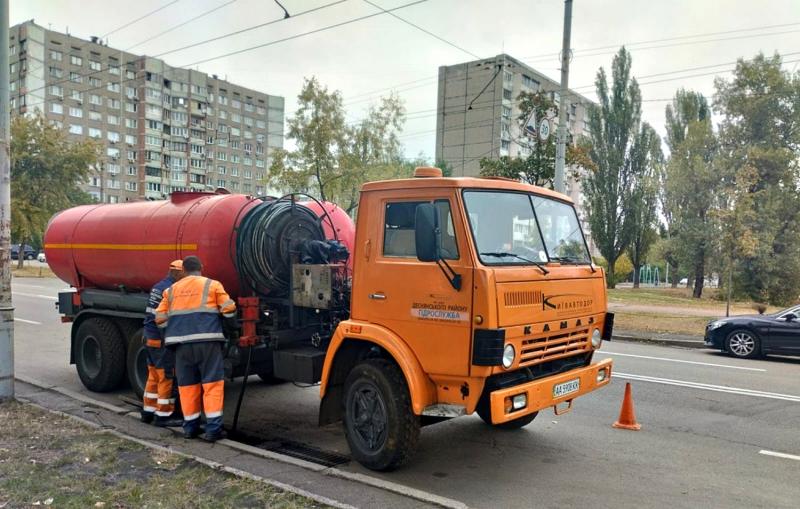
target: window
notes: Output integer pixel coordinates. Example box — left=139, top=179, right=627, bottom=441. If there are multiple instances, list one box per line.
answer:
left=147, top=119, right=163, bottom=131
left=107, top=98, right=120, bottom=109
left=69, top=124, right=83, bottom=135
left=502, top=106, right=511, bottom=120
left=89, top=60, right=101, bottom=71
left=503, top=71, right=513, bottom=83
left=107, top=195, right=120, bottom=203
left=89, top=111, right=102, bottom=121
left=244, top=116, right=253, bottom=127
left=125, top=102, right=136, bottom=113
left=125, top=118, right=137, bottom=129
left=69, top=71, right=81, bottom=83
left=231, top=99, right=241, bottom=109
left=171, top=171, right=185, bottom=181
left=171, top=157, right=186, bottom=169
left=145, top=104, right=161, bottom=118
left=256, top=119, right=266, bottom=129
left=125, top=181, right=138, bottom=191
left=230, top=181, right=240, bottom=191
left=107, top=82, right=120, bottom=93
left=125, top=134, right=136, bottom=145
left=383, top=201, right=458, bottom=259
left=231, top=113, right=241, bottom=123
left=109, top=65, right=120, bottom=76
left=106, top=179, right=121, bottom=189
left=145, top=135, right=160, bottom=146
left=90, top=177, right=101, bottom=187
left=501, top=140, right=511, bottom=151
left=230, top=167, right=239, bottom=177
left=522, top=74, right=540, bottom=90
left=88, top=127, right=102, bottom=138
left=126, top=70, right=135, bottom=80
left=70, top=89, right=82, bottom=101
left=243, top=169, right=252, bottom=179
left=231, top=140, right=239, bottom=149
left=126, top=86, right=136, bottom=98
left=191, top=144, right=204, bottom=154
left=256, top=159, right=265, bottom=168
left=172, top=126, right=188, bottom=137
left=146, top=87, right=161, bottom=101
left=218, top=94, right=228, bottom=106
left=257, top=105, right=266, bottom=115
left=256, top=186, right=264, bottom=195
left=503, top=88, right=513, bottom=101
left=107, top=163, right=120, bottom=174
left=243, top=183, right=251, bottom=193
left=107, top=147, right=120, bottom=158
left=68, top=107, right=83, bottom=118
left=107, top=114, right=119, bottom=125
left=190, top=158, right=205, bottom=169
left=70, top=55, right=82, bottom=66
left=231, top=127, right=240, bottom=137
left=217, top=179, right=226, bottom=187
left=217, top=152, right=227, bottom=161
left=218, top=110, right=227, bottom=120
left=127, top=150, right=136, bottom=162
left=171, top=111, right=187, bottom=124
left=88, top=77, right=101, bottom=87
left=217, top=166, right=226, bottom=175
left=50, top=50, right=63, bottom=61
left=107, top=131, right=120, bottom=143
left=147, top=182, right=162, bottom=192
left=50, top=85, right=63, bottom=97
left=50, top=103, right=64, bottom=114
left=244, top=103, right=254, bottom=112
left=231, top=154, right=240, bottom=163
left=217, top=138, right=228, bottom=147
left=9, top=62, right=15, bottom=74
left=90, top=94, right=102, bottom=105
left=256, top=145, right=264, bottom=155
left=244, top=157, right=252, bottom=167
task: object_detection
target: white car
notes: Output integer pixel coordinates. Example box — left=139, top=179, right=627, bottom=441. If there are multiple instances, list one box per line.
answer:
left=37, top=252, right=46, bottom=263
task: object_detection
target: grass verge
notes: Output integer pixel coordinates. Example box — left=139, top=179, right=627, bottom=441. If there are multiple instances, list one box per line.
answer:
left=0, top=401, right=328, bottom=509
left=11, top=265, right=56, bottom=278
left=613, top=311, right=712, bottom=337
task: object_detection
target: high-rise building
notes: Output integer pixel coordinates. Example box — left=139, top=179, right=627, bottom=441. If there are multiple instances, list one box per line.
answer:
left=8, top=20, right=284, bottom=202
left=435, top=53, right=595, bottom=250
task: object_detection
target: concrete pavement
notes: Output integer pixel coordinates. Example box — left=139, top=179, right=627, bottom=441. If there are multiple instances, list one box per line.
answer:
left=10, top=276, right=800, bottom=508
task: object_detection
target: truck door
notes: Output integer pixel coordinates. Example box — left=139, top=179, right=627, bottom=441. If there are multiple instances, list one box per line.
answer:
left=355, top=192, right=474, bottom=377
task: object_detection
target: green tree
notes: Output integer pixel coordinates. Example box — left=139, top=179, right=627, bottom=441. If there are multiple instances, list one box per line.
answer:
left=478, top=91, right=595, bottom=187
left=269, top=77, right=408, bottom=213
left=583, top=47, right=647, bottom=288
left=663, top=90, right=718, bottom=298
left=627, top=123, right=662, bottom=288
left=714, top=53, right=800, bottom=305
left=11, top=113, right=99, bottom=268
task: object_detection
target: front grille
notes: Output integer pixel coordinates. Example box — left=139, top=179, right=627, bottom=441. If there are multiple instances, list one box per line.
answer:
left=504, top=290, right=542, bottom=307
left=519, top=328, right=590, bottom=366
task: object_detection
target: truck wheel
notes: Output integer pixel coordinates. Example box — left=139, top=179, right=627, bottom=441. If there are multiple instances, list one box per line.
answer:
left=75, top=317, right=126, bottom=392
left=343, top=358, right=420, bottom=471
left=477, top=405, right=538, bottom=429
left=123, top=325, right=147, bottom=400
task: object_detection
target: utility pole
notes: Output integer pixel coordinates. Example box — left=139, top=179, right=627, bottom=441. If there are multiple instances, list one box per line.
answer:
left=554, top=0, right=573, bottom=194
left=0, top=0, right=14, bottom=400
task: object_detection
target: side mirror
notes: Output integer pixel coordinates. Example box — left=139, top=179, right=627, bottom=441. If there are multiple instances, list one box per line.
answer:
left=785, top=313, right=797, bottom=322
left=415, top=203, right=439, bottom=262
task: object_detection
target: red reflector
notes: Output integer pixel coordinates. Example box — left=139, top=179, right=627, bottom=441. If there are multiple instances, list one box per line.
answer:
left=61, top=316, right=73, bottom=323
left=349, top=325, right=362, bottom=334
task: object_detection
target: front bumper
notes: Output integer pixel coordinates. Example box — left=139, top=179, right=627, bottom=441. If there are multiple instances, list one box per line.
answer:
left=489, top=358, right=613, bottom=424
left=704, top=327, right=726, bottom=349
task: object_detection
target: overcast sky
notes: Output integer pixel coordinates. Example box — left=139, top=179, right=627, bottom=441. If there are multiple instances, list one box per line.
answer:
left=11, top=0, right=800, bottom=159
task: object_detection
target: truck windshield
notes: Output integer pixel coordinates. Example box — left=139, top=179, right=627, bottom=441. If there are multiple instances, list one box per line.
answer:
left=463, top=190, right=591, bottom=266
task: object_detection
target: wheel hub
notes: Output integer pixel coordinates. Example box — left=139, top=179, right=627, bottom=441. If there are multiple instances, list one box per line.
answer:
left=730, top=332, right=755, bottom=356
left=351, top=384, right=388, bottom=451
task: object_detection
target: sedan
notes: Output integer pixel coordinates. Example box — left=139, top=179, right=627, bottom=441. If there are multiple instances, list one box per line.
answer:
left=705, top=305, right=800, bottom=358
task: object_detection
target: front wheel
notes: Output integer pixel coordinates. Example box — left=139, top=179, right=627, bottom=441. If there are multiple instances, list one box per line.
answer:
left=725, top=329, right=761, bottom=359
left=343, top=359, right=420, bottom=471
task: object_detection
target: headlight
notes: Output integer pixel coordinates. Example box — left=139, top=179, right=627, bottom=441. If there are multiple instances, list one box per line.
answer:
left=708, top=321, right=726, bottom=331
left=591, top=328, right=602, bottom=348
left=502, top=344, right=515, bottom=369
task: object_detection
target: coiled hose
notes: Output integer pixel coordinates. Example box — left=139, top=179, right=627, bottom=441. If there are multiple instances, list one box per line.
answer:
left=236, top=199, right=325, bottom=296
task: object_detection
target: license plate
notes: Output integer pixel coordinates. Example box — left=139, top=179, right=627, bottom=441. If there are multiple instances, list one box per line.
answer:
left=553, top=378, right=580, bottom=398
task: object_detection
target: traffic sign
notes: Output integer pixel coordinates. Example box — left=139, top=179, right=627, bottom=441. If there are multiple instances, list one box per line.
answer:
left=539, top=119, right=551, bottom=141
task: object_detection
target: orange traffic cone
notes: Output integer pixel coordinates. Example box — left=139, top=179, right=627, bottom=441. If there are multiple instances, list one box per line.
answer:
left=612, top=382, right=641, bottom=430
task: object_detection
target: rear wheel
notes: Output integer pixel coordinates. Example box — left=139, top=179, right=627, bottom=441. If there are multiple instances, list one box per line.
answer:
left=476, top=398, right=538, bottom=429
left=121, top=324, right=147, bottom=400
left=343, top=359, right=420, bottom=471
left=725, top=329, right=761, bottom=359
left=75, top=317, right=126, bottom=392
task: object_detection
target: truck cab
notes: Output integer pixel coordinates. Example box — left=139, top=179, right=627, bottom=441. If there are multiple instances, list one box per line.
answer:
left=320, top=168, right=613, bottom=470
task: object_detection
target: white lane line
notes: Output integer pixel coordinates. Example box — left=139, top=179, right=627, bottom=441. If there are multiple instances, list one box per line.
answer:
left=12, top=291, right=55, bottom=300
left=14, top=317, right=42, bottom=325
left=759, top=450, right=800, bottom=462
left=602, top=351, right=766, bottom=372
left=615, top=372, right=800, bottom=403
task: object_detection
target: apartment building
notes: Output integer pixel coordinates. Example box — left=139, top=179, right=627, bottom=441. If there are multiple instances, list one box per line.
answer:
left=9, top=20, right=284, bottom=202
left=435, top=53, right=595, bottom=249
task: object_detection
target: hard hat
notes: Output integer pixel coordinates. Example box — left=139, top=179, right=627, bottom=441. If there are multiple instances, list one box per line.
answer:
left=169, top=260, right=184, bottom=270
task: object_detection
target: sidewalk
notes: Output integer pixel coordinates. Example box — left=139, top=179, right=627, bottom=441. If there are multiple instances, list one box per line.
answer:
left=612, top=329, right=705, bottom=349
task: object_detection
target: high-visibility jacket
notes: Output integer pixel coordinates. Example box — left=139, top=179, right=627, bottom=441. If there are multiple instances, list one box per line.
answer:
left=143, top=275, right=176, bottom=341
left=155, top=275, right=236, bottom=346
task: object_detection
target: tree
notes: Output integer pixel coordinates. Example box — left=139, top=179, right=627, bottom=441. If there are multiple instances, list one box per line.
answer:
left=583, top=47, right=646, bottom=288
left=269, top=77, right=408, bottom=214
left=663, top=90, right=718, bottom=298
left=627, top=123, right=662, bottom=288
left=714, top=53, right=800, bottom=305
left=479, top=91, right=595, bottom=187
left=11, top=113, right=99, bottom=268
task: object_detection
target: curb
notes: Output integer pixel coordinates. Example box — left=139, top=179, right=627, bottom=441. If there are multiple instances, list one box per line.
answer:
left=14, top=377, right=468, bottom=509
left=612, top=333, right=706, bottom=350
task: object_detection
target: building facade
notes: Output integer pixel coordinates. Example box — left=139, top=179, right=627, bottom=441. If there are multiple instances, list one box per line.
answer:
left=435, top=53, right=595, bottom=250
left=9, top=21, right=284, bottom=202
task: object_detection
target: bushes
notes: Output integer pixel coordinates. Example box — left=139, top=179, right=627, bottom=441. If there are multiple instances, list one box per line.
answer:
left=594, top=253, right=634, bottom=287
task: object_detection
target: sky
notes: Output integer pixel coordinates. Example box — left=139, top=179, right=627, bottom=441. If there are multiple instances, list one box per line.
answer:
left=10, top=0, right=800, bottom=160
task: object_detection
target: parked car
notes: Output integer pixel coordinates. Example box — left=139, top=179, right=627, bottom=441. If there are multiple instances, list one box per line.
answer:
left=705, top=305, right=800, bottom=358
left=10, top=244, right=36, bottom=260
left=37, top=252, right=46, bottom=263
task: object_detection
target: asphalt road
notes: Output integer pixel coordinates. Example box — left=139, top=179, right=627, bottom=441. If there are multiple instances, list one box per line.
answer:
left=11, top=276, right=800, bottom=509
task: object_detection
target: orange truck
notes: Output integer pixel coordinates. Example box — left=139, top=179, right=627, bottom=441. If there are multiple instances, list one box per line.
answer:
left=48, top=167, right=613, bottom=471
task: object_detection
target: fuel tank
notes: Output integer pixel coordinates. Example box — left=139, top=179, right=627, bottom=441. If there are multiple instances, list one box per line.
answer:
left=44, top=192, right=355, bottom=298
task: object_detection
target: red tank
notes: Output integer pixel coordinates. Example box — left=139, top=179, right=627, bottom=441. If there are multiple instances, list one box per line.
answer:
left=44, top=192, right=356, bottom=298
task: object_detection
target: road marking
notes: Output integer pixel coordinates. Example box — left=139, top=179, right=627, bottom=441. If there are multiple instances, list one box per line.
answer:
left=602, top=351, right=766, bottom=372
left=14, top=317, right=41, bottom=325
left=615, top=372, right=800, bottom=402
left=12, top=291, right=55, bottom=300
left=759, top=450, right=800, bottom=461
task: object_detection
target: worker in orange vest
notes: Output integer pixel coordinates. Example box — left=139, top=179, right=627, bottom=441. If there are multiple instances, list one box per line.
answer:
left=155, top=255, right=236, bottom=441
left=141, top=260, right=185, bottom=426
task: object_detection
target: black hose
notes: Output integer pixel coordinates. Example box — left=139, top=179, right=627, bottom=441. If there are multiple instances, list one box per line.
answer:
left=231, top=345, right=252, bottom=434
left=236, top=198, right=324, bottom=296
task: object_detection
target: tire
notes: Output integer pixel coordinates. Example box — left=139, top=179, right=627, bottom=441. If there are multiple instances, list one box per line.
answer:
left=476, top=398, right=538, bottom=430
left=122, top=324, right=147, bottom=400
left=343, top=358, right=420, bottom=471
left=75, top=317, right=127, bottom=392
left=725, top=329, right=761, bottom=359
left=25, top=254, right=34, bottom=260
